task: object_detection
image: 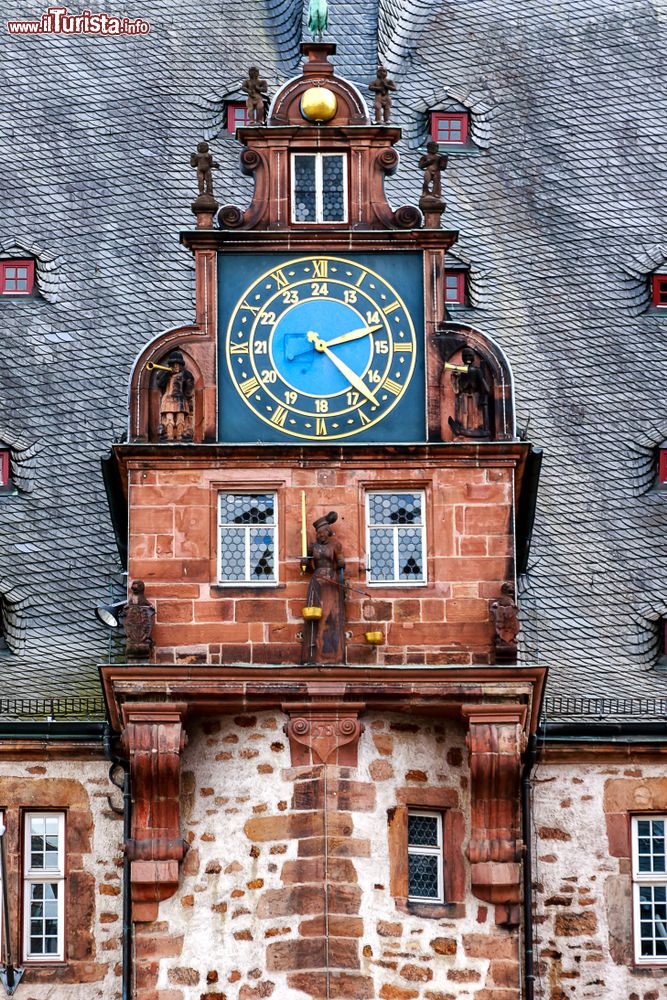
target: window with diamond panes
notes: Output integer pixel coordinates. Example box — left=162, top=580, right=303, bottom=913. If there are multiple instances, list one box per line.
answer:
left=291, top=153, right=347, bottom=224
left=218, top=493, right=277, bottom=584
left=408, top=811, right=444, bottom=902
left=632, top=815, right=667, bottom=963
left=23, top=812, right=65, bottom=961
left=367, top=492, right=425, bottom=584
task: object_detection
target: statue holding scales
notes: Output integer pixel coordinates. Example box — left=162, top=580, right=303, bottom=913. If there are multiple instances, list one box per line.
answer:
left=300, top=502, right=346, bottom=664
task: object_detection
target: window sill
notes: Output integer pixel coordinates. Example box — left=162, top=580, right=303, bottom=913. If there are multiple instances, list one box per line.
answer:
left=395, top=898, right=465, bottom=920
left=211, top=583, right=285, bottom=592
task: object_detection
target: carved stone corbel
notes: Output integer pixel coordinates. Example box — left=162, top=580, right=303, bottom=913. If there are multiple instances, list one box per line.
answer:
left=461, top=704, right=527, bottom=927
left=121, top=703, right=188, bottom=921
left=283, top=701, right=365, bottom=766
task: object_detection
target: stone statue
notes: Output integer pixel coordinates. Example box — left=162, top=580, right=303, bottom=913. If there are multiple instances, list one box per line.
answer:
left=190, top=141, right=219, bottom=196
left=308, top=0, right=328, bottom=40
left=242, top=66, right=268, bottom=124
left=120, top=580, right=155, bottom=660
left=368, top=66, right=396, bottom=124
left=448, top=346, right=491, bottom=439
left=300, top=511, right=346, bottom=665
left=419, top=141, right=448, bottom=199
left=491, top=583, right=520, bottom=662
left=157, top=350, right=195, bottom=442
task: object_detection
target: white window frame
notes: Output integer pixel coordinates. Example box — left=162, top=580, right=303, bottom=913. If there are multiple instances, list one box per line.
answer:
left=290, top=152, right=348, bottom=224
left=217, top=491, right=278, bottom=586
left=365, top=490, right=427, bottom=587
left=22, top=812, right=66, bottom=962
left=632, top=814, right=667, bottom=965
left=407, top=810, right=444, bottom=903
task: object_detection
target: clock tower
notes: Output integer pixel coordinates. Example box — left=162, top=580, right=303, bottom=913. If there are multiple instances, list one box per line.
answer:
left=103, top=42, right=544, bottom=1000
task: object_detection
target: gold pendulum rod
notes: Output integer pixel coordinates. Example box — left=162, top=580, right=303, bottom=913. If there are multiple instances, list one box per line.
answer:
left=301, top=490, right=307, bottom=573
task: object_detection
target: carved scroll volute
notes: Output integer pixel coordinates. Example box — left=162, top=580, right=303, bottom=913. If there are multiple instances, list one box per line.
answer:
left=121, top=704, right=188, bottom=921
left=461, top=704, right=527, bottom=927
left=283, top=702, right=365, bottom=766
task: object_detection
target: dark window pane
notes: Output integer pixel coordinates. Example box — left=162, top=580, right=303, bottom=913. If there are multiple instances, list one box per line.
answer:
left=408, top=853, right=439, bottom=898
left=294, top=155, right=317, bottom=222
left=408, top=814, right=438, bottom=847
left=321, top=155, right=345, bottom=221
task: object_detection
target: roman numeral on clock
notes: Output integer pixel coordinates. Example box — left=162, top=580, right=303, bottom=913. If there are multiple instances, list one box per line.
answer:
left=393, top=342, right=413, bottom=352
left=384, top=301, right=400, bottom=314
left=312, top=259, right=328, bottom=279
left=271, top=269, right=289, bottom=289
left=241, top=301, right=260, bottom=315
left=230, top=342, right=249, bottom=354
left=383, top=378, right=402, bottom=395
left=316, top=417, right=327, bottom=436
left=270, top=406, right=288, bottom=427
left=240, top=377, right=259, bottom=396
left=358, top=409, right=370, bottom=425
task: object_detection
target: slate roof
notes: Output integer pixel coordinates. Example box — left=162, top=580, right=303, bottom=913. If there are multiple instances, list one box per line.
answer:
left=1, top=0, right=666, bottom=713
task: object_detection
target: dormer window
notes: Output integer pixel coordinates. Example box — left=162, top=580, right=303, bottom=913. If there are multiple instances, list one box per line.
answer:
left=431, top=112, right=468, bottom=145
left=227, top=102, right=248, bottom=134
left=652, top=274, right=667, bottom=308
left=0, top=259, right=34, bottom=295
left=291, top=153, right=347, bottom=224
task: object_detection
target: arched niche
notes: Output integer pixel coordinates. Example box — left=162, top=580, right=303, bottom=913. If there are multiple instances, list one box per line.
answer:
left=434, top=323, right=515, bottom=442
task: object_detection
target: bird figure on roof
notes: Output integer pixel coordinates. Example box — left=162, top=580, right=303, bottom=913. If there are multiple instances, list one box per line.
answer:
left=308, top=0, right=328, bottom=40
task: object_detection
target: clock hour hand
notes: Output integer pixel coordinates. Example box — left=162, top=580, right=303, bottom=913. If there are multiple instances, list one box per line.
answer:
left=322, top=323, right=383, bottom=349
left=307, top=332, right=379, bottom=407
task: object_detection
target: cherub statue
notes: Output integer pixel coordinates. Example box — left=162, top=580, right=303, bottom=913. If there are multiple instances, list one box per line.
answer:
left=190, top=141, right=219, bottom=196
left=368, top=65, right=396, bottom=124
left=419, top=141, right=448, bottom=199
left=242, top=66, right=268, bottom=124
left=119, top=580, right=155, bottom=660
left=157, top=350, right=195, bottom=442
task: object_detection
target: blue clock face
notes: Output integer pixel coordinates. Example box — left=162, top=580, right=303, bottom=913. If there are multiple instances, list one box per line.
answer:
left=218, top=253, right=425, bottom=443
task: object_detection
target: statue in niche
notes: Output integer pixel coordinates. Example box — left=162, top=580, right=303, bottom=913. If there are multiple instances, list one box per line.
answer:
left=419, top=142, right=448, bottom=199
left=448, top=346, right=491, bottom=439
left=368, top=66, right=396, bottom=124
left=157, top=350, right=195, bottom=442
left=301, top=511, right=346, bottom=665
left=190, top=141, right=219, bottom=196
left=242, top=66, right=268, bottom=124
left=491, top=583, right=520, bottom=662
left=120, top=580, right=155, bottom=660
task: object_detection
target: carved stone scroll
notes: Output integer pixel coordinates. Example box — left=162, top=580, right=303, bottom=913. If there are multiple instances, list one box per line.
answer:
left=121, top=704, right=188, bottom=921
left=283, top=702, right=365, bottom=766
left=462, top=704, right=527, bottom=927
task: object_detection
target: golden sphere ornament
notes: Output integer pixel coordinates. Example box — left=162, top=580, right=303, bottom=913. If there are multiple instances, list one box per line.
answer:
left=300, top=86, right=338, bottom=123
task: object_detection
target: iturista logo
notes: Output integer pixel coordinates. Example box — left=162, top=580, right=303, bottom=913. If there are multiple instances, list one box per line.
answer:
left=7, top=6, right=151, bottom=34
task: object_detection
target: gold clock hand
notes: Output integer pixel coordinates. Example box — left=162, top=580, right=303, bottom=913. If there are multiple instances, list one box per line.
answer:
left=307, top=332, right=379, bottom=407
left=323, top=323, right=383, bottom=349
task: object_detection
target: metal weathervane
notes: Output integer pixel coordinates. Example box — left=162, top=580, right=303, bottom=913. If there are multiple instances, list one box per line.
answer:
left=307, top=0, right=328, bottom=40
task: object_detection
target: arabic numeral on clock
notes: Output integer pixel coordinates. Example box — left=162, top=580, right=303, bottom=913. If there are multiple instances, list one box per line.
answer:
left=260, top=369, right=277, bottom=384
left=343, top=289, right=357, bottom=304
left=346, top=391, right=360, bottom=406
left=254, top=341, right=268, bottom=354
left=284, top=390, right=298, bottom=404
left=375, top=341, right=389, bottom=354
left=311, top=282, right=329, bottom=296
left=282, top=290, right=299, bottom=304
left=315, top=399, right=329, bottom=413
left=365, top=310, right=380, bottom=325
left=367, top=369, right=381, bottom=383
left=260, top=311, right=276, bottom=325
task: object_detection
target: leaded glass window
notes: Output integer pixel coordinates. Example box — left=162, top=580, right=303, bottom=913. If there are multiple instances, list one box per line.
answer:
left=367, top=491, right=426, bottom=584
left=218, top=492, right=277, bottom=584
left=291, top=153, right=347, bottom=224
left=23, top=813, right=65, bottom=961
left=633, top=816, right=667, bottom=963
left=408, top=810, right=444, bottom=902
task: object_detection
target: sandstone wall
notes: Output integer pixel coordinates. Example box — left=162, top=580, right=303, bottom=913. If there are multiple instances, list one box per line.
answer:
left=144, top=710, right=522, bottom=1000
left=532, top=757, right=667, bottom=1000
left=0, top=755, right=123, bottom=997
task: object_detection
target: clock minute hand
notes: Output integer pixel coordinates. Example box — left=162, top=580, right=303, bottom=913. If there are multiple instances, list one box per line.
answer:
left=323, top=323, right=383, bottom=349
left=307, top=332, right=379, bottom=407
